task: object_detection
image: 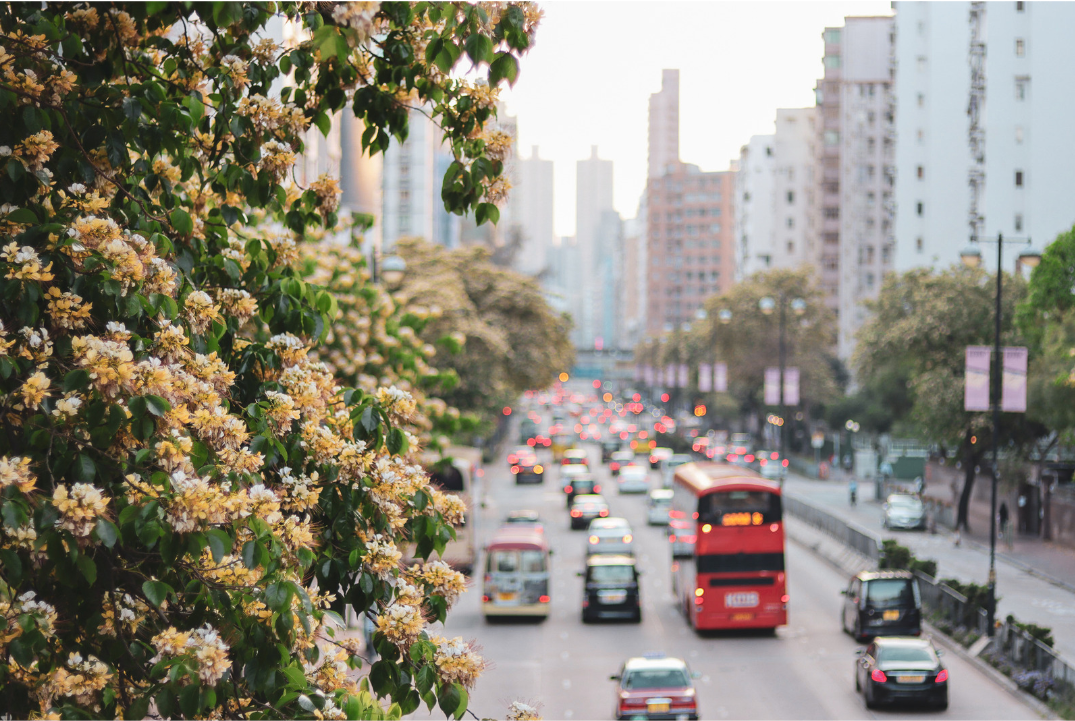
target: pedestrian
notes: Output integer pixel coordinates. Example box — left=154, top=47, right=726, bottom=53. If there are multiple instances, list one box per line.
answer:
left=849, top=477, right=858, bottom=507
left=998, top=501, right=1009, bottom=539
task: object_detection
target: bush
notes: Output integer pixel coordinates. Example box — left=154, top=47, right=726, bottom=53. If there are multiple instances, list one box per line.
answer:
left=1007, top=614, right=1056, bottom=648
left=941, top=578, right=993, bottom=609
left=879, top=539, right=938, bottom=578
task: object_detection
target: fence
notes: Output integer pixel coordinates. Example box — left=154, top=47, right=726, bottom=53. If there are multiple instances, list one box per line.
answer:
left=915, top=571, right=990, bottom=637
left=994, top=619, right=1075, bottom=690
left=783, top=493, right=881, bottom=562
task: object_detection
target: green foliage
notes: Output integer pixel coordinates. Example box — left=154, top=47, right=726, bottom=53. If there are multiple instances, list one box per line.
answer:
left=1005, top=614, right=1056, bottom=648
left=879, top=540, right=937, bottom=578
left=940, top=578, right=993, bottom=609
left=0, top=3, right=539, bottom=718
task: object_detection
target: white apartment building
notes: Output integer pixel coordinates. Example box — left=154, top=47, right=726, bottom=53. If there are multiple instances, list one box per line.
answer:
left=515, top=146, right=554, bottom=277
left=735, top=107, right=818, bottom=281
left=649, top=69, right=681, bottom=179
left=894, top=1, right=1075, bottom=272
left=575, top=146, right=615, bottom=349
left=735, top=134, right=775, bottom=279
left=817, top=16, right=896, bottom=361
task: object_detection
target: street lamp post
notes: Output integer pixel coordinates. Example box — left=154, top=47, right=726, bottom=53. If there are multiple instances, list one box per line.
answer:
left=960, top=232, right=1040, bottom=637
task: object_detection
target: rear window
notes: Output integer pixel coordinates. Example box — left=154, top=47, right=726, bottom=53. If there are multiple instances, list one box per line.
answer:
left=589, top=565, right=635, bottom=584
left=520, top=550, right=546, bottom=573
left=866, top=579, right=915, bottom=605
left=878, top=646, right=934, bottom=664
left=699, top=490, right=781, bottom=525
left=623, top=668, right=690, bottom=689
left=490, top=550, right=518, bottom=573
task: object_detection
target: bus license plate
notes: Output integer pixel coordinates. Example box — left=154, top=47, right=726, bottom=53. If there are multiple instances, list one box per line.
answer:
left=497, top=592, right=516, bottom=602
left=725, top=592, right=759, bottom=608
left=731, top=613, right=754, bottom=621
left=883, top=609, right=900, bottom=621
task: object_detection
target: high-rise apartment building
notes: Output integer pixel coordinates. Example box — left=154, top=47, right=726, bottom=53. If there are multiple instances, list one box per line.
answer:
left=515, top=146, right=555, bottom=277
left=645, top=165, right=736, bottom=334
left=574, top=147, right=616, bottom=348
left=649, top=69, right=681, bottom=179
left=620, top=216, right=645, bottom=350
left=736, top=109, right=818, bottom=280
left=893, top=1, right=1075, bottom=272
left=816, top=17, right=895, bottom=360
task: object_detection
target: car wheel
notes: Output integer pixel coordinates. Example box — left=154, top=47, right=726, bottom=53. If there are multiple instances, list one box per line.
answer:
left=855, top=669, right=860, bottom=692
left=632, top=609, right=642, bottom=624
left=864, top=682, right=877, bottom=710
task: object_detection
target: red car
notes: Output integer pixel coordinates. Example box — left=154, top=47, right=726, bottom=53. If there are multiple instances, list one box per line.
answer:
left=611, top=654, right=700, bottom=720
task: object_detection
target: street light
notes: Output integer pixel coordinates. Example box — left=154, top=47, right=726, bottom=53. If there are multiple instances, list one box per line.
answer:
left=718, top=309, right=733, bottom=325
left=960, top=232, right=1039, bottom=637
left=381, top=254, right=407, bottom=286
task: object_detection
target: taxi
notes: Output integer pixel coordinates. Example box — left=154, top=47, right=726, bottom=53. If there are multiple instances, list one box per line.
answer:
left=611, top=653, right=700, bottom=720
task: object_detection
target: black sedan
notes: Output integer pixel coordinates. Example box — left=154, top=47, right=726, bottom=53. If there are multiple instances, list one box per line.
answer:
left=855, top=636, right=948, bottom=710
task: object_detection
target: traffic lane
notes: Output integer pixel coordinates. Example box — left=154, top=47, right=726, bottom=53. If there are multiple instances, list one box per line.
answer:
left=450, top=449, right=1037, bottom=720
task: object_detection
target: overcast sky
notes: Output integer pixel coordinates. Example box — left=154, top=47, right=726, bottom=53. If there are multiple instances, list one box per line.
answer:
left=500, top=1, right=893, bottom=238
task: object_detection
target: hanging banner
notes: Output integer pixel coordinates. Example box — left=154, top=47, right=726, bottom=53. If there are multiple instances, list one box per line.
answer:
left=665, top=365, right=676, bottom=387
left=1002, top=346, right=1028, bottom=413
left=643, top=365, right=655, bottom=386
left=965, top=346, right=991, bottom=411
left=784, top=367, right=800, bottom=406
left=677, top=364, right=689, bottom=389
left=714, top=363, right=728, bottom=393
left=764, top=367, right=781, bottom=405
left=698, top=363, right=712, bottom=392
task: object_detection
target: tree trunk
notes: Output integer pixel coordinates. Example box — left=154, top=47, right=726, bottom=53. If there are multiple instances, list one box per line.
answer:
left=956, top=432, right=981, bottom=532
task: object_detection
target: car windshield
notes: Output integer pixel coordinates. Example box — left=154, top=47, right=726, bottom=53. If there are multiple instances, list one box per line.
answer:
left=589, top=565, right=634, bottom=584
left=866, top=579, right=915, bottom=604
left=891, top=498, right=923, bottom=510
left=878, top=646, right=935, bottom=664
left=623, top=668, right=690, bottom=689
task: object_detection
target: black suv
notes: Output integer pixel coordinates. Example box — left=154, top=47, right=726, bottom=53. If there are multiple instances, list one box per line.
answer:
left=579, top=554, right=641, bottom=623
left=565, top=476, right=600, bottom=507
left=842, top=570, right=922, bottom=642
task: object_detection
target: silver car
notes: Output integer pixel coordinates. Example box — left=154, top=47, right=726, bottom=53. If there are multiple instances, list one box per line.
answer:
left=617, top=466, right=650, bottom=494
left=883, top=494, right=926, bottom=530
left=586, top=517, right=634, bottom=556
left=646, top=489, right=673, bottom=526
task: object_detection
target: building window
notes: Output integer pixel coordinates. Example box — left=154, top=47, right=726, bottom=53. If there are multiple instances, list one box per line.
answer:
left=916, top=237, right=923, bottom=252
left=787, top=191, right=794, bottom=204
left=1015, top=38, right=1025, bottom=57
left=866, top=273, right=875, bottom=289
left=786, top=217, right=795, bottom=229
left=1015, top=76, right=1030, bottom=101
left=1016, top=1, right=1025, bottom=10
left=766, top=146, right=773, bottom=157
left=916, top=128, right=925, bottom=144
left=787, top=241, right=795, bottom=253
left=824, top=207, right=839, bottom=219
left=1015, top=126, right=1025, bottom=144
left=916, top=202, right=924, bottom=216
left=916, top=56, right=927, bottom=72
left=824, top=130, right=840, bottom=146
left=824, top=28, right=842, bottom=44
left=1015, top=170, right=1024, bottom=187
left=917, top=165, right=924, bottom=180
left=824, top=54, right=841, bottom=69
left=1015, top=213, right=1024, bottom=232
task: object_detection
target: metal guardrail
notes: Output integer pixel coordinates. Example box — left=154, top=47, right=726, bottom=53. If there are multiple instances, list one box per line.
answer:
left=783, top=493, right=882, bottom=562
left=915, top=571, right=990, bottom=637
left=995, top=619, right=1075, bottom=689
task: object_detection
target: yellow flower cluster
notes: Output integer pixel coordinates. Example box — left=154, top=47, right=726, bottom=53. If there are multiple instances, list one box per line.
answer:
left=15, top=130, right=59, bottom=172
left=277, top=466, right=321, bottom=512
left=216, top=288, right=258, bottom=323
left=362, top=534, right=402, bottom=581
left=507, top=701, right=543, bottom=721
left=308, top=647, right=357, bottom=695
left=2, top=242, right=54, bottom=282
left=183, top=290, right=221, bottom=335
left=51, top=483, right=109, bottom=537
left=375, top=385, right=417, bottom=423
left=151, top=624, right=232, bottom=685
left=0, top=455, right=36, bottom=494
left=263, top=390, right=301, bottom=435
left=430, top=635, right=486, bottom=689
left=374, top=603, right=425, bottom=646
left=44, top=286, right=91, bottom=329
left=18, top=371, right=50, bottom=410
left=408, top=560, right=467, bottom=608
left=0, top=590, right=57, bottom=647
left=97, top=592, right=149, bottom=638
left=310, top=174, right=341, bottom=221
left=39, top=652, right=113, bottom=712
left=198, top=548, right=262, bottom=588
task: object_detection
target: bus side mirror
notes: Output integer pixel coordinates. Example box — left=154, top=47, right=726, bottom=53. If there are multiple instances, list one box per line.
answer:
left=691, top=671, right=702, bottom=679
left=576, top=571, right=584, bottom=577
left=840, top=589, right=847, bottom=595
left=609, top=674, right=621, bottom=681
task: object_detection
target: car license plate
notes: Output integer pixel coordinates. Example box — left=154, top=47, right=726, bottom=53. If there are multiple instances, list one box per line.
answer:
left=899, top=675, right=925, bottom=683
left=725, top=592, right=759, bottom=608
left=598, top=590, right=627, bottom=604
left=731, top=612, right=754, bottom=621
left=647, top=701, right=671, bottom=713
left=883, top=609, right=900, bottom=621
left=497, top=592, right=516, bottom=602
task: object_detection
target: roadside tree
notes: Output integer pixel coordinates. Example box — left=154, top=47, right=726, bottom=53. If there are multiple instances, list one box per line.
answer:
left=0, top=3, right=541, bottom=719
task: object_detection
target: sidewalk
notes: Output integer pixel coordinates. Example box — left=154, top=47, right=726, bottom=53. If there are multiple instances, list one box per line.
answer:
left=784, top=474, right=1075, bottom=663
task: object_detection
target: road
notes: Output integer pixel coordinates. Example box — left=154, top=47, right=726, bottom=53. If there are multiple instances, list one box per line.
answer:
left=785, top=474, right=1075, bottom=662
left=413, top=441, right=1039, bottom=720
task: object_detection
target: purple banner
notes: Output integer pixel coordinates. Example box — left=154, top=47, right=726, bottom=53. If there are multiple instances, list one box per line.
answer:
left=965, top=346, right=991, bottom=412
left=1002, top=346, right=1028, bottom=413
left=677, top=364, right=689, bottom=389
left=784, top=367, right=800, bottom=406
left=764, top=367, right=781, bottom=406
left=665, top=365, right=676, bottom=387
left=714, top=363, right=728, bottom=392
left=698, top=363, right=712, bottom=392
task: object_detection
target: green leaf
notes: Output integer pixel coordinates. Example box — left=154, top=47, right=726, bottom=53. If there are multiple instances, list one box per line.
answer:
left=452, top=684, right=468, bottom=720
left=184, top=94, right=205, bottom=126
left=122, top=96, right=142, bottom=122
left=489, top=53, right=519, bottom=86
left=437, top=682, right=460, bottom=718
left=170, top=208, right=193, bottom=236
left=465, top=34, right=492, bottom=65
left=386, top=428, right=408, bottom=455
left=124, top=697, right=150, bottom=720
left=370, top=659, right=397, bottom=695
left=474, top=202, right=500, bottom=226
left=63, top=368, right=90, bottom=392
left=265, top=582, right=290, bottom=611
left=95, top=518, right=119, bottom=548
left=76, top=453, right=96, bottom=483
left=0, top=548, right=23, bottom=583
left=5, top=207, right=38, bottom=224
left=359, top=406, right=378, bottom=433
left=415, top=665, right=436, bottom=695
left=179, top=684, right=200, bottom=718
left=76, top=553, right=97, bottom=584
left=142, top=579, right=170, bottom=607
left=206, top=529, right=230, bottom=563
left=144, top=394, right=172, bottom=417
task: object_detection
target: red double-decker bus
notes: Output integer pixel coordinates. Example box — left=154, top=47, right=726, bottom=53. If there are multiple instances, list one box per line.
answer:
left=671, top=463, right=787, bottom=631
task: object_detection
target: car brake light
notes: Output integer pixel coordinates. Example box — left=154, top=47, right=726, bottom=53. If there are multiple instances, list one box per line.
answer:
left=534, top=465, right=544, bottom=473
left=588, top=535, right=599, bottom=544
left=508, top=454, right=517, bottom=463
left=594, top=485, right=601, bottom=493
left=669, top=534, right=677, bottom=542
left=571, top=510, right=581, bottom=517
left=539, top=595, right=550, bottom=603
left=935, top=669, right=948, bottom=683
left=511, top=466, right=519, bottom=474
left=599, top=509, right=608, bottom=517
left=482, top=595, right=490, bottom=602
left=781, top=594, right=789, bottom=603
left=782, top=459, right=789, bottom=467
left=871, top=669, right=887, bottom=683
left=611, top=463, right=619, bottom=470
left=565, top=485, right=573, bottom=493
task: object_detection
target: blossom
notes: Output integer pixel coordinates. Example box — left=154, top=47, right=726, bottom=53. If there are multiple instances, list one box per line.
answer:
left=332, top=2, right=380, bottom=41
left=51, top=393, right=82, bottom=420
left=45, top=286, right=92, bottom=329
left=310, top=174, right=341, bottom=220
left=19, top=371, right=51, bottom=409
left=41, top=652, right=113, bottom=710
left=363, top=534, right=402, bottom=580
left=217, top=288, right=258, bottom=323
left=430, top=635, right=486, bottom=689
left=376, top=385, right=417, bottom=422
left=183, top=290, right=221, bottom=334
left=219, top=54, right=249, bottom=90
left=409, top=560, right=466, bottom=608
left=259, top=140, right=296, bottom=184
left=507, top=701, right=542, bottom=721
left=2, top=241, right=54, bottom=282
left=52, top=483, right=109, bottom=537
left=151, top=624, right=232, bottom=684
left=375, top=603, right=424, bottom=646
left=15, top=130, right=59, bottom=171
left=0, top=456, right=36, bottom=494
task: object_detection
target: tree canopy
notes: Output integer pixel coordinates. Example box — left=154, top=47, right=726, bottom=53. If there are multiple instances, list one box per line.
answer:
left=0, top=3, right=542, bottom=719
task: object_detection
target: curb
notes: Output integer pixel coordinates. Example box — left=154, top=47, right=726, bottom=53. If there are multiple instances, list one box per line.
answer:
left=960, top=536, right=1075, bottom=595
left=785, top=524, right=1058, bottom=719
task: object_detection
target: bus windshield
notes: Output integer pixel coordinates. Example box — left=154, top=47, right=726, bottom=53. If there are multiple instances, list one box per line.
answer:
left=699, top=490, right=781, bottom=526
